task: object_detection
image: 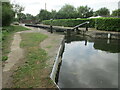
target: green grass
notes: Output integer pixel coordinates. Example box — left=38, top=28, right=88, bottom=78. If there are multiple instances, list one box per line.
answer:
left=13, top=33, right=55, bottom=88
left=2, top=56, right=8, bottom=61
left=46, top=45, right=52, bottom=49
left=2, top=25, right=30, bottom=61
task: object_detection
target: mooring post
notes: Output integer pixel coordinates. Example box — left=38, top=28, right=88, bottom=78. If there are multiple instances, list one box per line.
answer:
left=86, top=24, right=88, bottom=31
left=76, top=27, right=79, bottom=34
left=50, top=19, right=53, bottom=33
left=50, top=25, right=53, bottom=33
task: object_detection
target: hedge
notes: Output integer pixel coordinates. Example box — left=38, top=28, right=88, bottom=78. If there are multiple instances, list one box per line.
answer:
left=42, top=17, right=120, bottom=31
left=42, top=18, right=95, bottom=28
left=95, top=18, right=120, bottom=31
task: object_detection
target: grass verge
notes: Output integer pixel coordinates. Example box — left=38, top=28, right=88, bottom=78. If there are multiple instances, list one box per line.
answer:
left=13, top=33, right=56, bottom=88
left=2, top=25, right=30, bottom=61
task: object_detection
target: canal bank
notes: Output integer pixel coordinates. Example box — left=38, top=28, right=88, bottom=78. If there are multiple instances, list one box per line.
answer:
left=25, top=24, right=120, bottom=40
left=2, top=26, right=64, bottom=88
left=84, top=28, right=120, bottom=39
left=52, top=34, right=119, bottom=89
left=25, top=24, right=119, bottom=89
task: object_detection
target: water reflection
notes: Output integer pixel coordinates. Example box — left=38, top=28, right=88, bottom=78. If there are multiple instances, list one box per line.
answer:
left=57, top=35, right=119, bottom=88
left=94, top=39, right=120, bottom=53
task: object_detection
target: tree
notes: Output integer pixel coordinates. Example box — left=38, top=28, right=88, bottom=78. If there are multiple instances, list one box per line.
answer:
left=95, top=7, right=110, bottom=16
left=111, top=9, right=120, bottom=17
left=17, top=13, right=26, bottom=21
left=12, top=3, right=24, bottom=22
left=77, top=6, right=93, bottom=18
left=2, top=2, right=14, bottom=26
left=51, top=10, right=57, bottom=19
left=38, top=9, right=51, bottom=21
left=58, top=4, right=77, bottom=19
left=25, top=14, right=34, bottom=20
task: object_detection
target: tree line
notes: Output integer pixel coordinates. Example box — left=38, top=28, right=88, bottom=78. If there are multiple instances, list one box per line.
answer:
left=2, top=2, right=120, bottom=26
left=36, top=4, right=119, bottom=21
left=18, top=4, right=120, bottom=22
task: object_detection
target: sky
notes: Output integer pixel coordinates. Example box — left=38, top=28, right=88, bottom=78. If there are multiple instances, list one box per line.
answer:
left=10, top=0, right=120, bottom=16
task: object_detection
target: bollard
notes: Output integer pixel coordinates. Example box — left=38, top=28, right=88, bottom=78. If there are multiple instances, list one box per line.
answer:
left=86, top=22, right=89, bottom=31
left=86, top=25, right=88, bottom=31
left=108, top=33, right=111, bottom=39
left=50, top=25, right=53, bottom=33
left=76, top=27, right=79, bottom=34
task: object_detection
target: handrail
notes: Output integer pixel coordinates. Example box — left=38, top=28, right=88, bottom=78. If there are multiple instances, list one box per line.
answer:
left=72, top=21, right=89, bottom=30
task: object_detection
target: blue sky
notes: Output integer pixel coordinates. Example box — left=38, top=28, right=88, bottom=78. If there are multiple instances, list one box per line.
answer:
left=10, top=0, right=119, bottom=16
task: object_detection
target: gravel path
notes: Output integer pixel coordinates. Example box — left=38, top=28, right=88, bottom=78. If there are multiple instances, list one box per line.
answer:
left=2, top=26, right=64, bottom=88
left=3, top=32, right=23, bottom=72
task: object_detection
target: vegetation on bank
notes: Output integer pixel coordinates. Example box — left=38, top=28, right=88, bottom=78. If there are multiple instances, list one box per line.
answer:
left=42, top=17, right=120, bottom=31
left=2, top=2, right=14, bottom=26
left=25, top=5, right=120, bottom=22
left=2, top=1, right=29, bottom=62
left=2, top=25, right=30, bottom=61
left=13, top=33, right=55, bottom=88
left=2, top=2, right=120, bottom=25
left=95, top=18, right=120, bottom=31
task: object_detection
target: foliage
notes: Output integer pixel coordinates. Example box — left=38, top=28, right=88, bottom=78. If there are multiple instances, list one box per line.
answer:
left=36, top=4, right=95, bottom=21
left=35, top=4, right=120, bottom=22
left=111, top=9, right=120, bottom=17
left=12, top=3, right=24, bottom=22
left=17, top=13, right=26, bottom=20
left=42, top=17, right=120, bottom=31
left=51, top=10, right=57, bottom=19
left=77, top=5, right=93, bottom=18
left=95, top=18, right=120, bottom=31
left=42, top=18, right=95, bottom=27
left=25, top=14, right=35, bottom=20
left=94, top=7, right=110, bottom=16
left=13, top=4, right=24, bottom=14
left=37, top=9, right=51, bottom=21
left=57, top=4, right=78, bottom=19
left=2, top=56, right=8, bottom=61
left=2, top=2, right=14, bottom=26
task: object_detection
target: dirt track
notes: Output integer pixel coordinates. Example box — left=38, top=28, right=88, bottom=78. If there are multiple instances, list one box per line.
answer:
left=2, top=26, right=64, bottom=88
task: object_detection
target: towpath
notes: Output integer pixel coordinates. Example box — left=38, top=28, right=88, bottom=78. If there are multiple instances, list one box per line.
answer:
left=2, top=26, right=64, bottom=88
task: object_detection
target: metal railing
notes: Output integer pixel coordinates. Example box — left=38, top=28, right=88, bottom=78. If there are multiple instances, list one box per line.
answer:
left=66, top=21, right=89, bottom=35
left=72, top=21, right=89, bottom=31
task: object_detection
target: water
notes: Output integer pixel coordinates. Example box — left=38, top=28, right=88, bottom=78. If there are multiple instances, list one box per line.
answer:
left=57, top=35, right=119, bottom=88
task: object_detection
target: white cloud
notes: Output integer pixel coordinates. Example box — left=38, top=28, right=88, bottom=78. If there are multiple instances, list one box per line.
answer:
left=10, top=0, right=119, bottom=16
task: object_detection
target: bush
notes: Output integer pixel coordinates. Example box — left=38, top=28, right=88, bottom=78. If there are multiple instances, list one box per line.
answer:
left=42, top=17, right=120, bottom=31
left=95, top=18, right=120, bottom=31
left=42, top=18, right=95, bottom=28
left=2, top=56, right=8, bottom=61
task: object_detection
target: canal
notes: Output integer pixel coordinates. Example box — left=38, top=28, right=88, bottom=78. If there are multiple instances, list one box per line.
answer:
left=55, top=35, right=119, bottom=89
